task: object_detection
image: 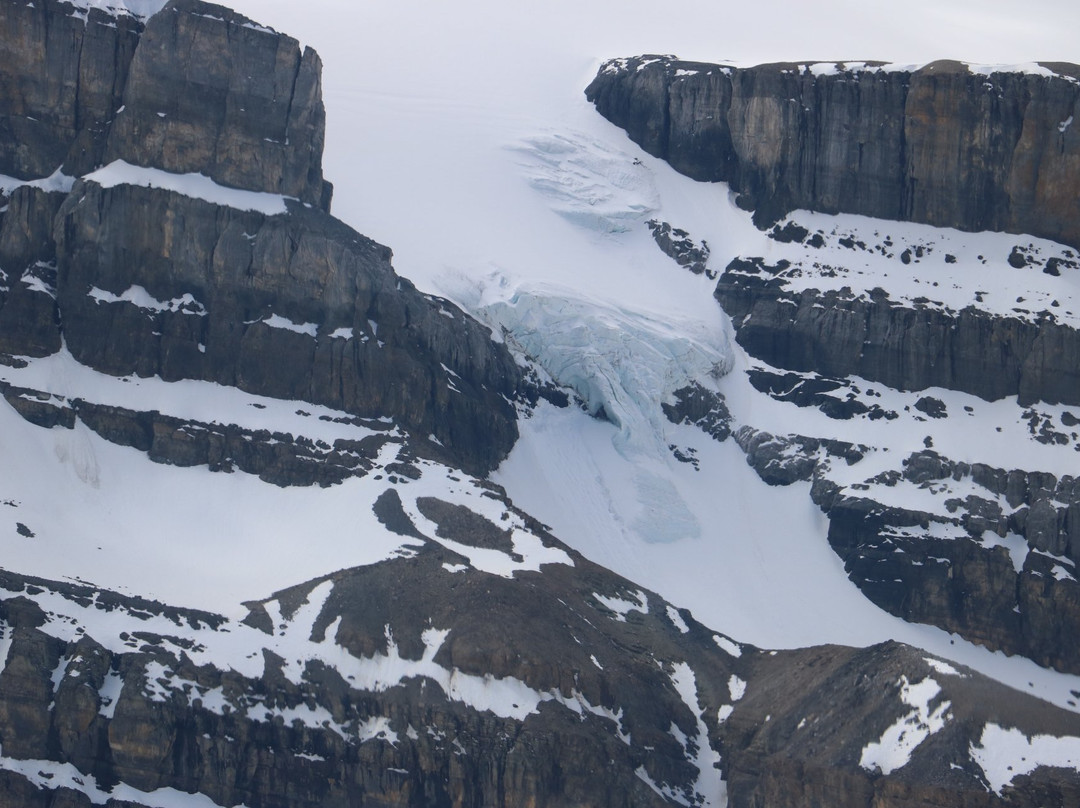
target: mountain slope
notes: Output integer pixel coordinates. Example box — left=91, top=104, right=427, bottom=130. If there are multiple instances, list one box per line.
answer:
left=2, top=0, right=1080, bottom=806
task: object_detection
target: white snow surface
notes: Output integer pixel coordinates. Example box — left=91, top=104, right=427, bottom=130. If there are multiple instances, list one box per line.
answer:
left=84, top=161, right=291, bottom=215
left=63, top=0, right=169, bottom=19
left=0, top=166, right=75, bottom=195
left=971, top=723, right=1080, bottom=794
left=859, top=676, right=952, bottom=775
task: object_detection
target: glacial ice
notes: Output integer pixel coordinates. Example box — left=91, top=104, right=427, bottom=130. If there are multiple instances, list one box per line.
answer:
left=475, top=285, right=733, bottom=458
left=508, top=132, right=659, bottom=233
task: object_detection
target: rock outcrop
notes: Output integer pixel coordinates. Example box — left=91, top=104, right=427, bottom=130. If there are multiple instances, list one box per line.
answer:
left=51, top=181, right=522, bottom=474
left=715, top=254, right=1080, bottom=407
left=0, top=0, right=143, bottom=180
left=104, top=0, right=332, bottom=208
left=4, top=553, right=1080, bottom=808
left=0, top=0, right=526, bottom=475
left=587, top=56, right=1080, bottom=249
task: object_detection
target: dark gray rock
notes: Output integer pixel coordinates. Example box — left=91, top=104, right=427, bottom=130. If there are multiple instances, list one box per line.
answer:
left=0, top=0, right=143, bottom=180
left=104, top=0, right=332, bottom=209
left=661, top=382, right=731, bottom=441
left=646, top=219, right=713, bottom=277
left=715, top=260, right=1080, bottom=406
left=51, top=181, right=523, bottom=475
left=587, top=56, right=1080, bottom=249
left=0, top=185, right=64, bottom=356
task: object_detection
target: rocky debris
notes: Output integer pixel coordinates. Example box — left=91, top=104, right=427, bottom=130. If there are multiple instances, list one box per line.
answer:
left=715, top=256, right=1080, bottom=407
left=587, top=56, right=1080, bottom=250
left=0, top=378, right=429, bottom=487
left=104, top=0, right=332, bottom=209
left=826, top=497, right=1080, bottom=675
left=0, top=533, right=748, bottom=808
left=746, top=367, right=899, bottom=421
left=661, top=382, right=731, bottom=442
left=646, top=219, right=714, bottom=277
left=4, top=549, right=1080, bottom=807
left=733, top=426, right=866, bottom=486
left=914, top=395, right=948, bottom=419
left=0, top=0, right=143, bottom=180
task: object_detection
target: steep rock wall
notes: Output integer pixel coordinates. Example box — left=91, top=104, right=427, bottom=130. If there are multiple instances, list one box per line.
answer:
left=105, top=0, right=332, bottom=208
left=0, top=0, right=525, bottom=475
left=51, top=181, right=521, bottom=474
left=0, top=0, right=142, bottom=180
left=587, top=56, right=1080, bottom=248
left=714, top=259, right=1080, bottom=406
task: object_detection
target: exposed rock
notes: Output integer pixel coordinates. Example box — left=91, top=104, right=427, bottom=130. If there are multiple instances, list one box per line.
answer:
left=661, top=382, right=731, bottom=442
left=715, top=258, right=1080, bottom=406
left=49, top=180, right=522, bottom=476
left=733, top=426, right=866, bottom=486
left=726, top=641, right=1080, bottom=808
left=4, top=556, right=1080, bottom=808
left=0, top=0, right=528, bottom=476
left=0, top=186, right=64, bottom=356
left=587, top=56, right=1080, bottom=249
left=745, top=367, right=899, bottom=420
left=646, top=219, right=713, bottom=277
left=104, top=0, right=332, bottom=209
left=0, top=0, right=142, bottom=180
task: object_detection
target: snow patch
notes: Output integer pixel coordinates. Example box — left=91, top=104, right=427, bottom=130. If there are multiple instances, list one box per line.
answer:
left=667, top=605, right=690, bottom=633
left=89, top=285, right=207, bottom=315
left=259, top=314, right=319, bottom=337
left=0, top=166, right=75, bottom=195
left=84, top=160, right=291, bottom=215
left=859, top=676, right=951, bottom=775
left=593, top=589, right=648, bottom=622
left=713, top=635, right=743, bottom=658
left=971, top=723, right=1080, bottom=795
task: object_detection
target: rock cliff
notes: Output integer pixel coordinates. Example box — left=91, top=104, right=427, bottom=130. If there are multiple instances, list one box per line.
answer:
left=0, top=0, right=524, bottom=475
left=587, top=56, right=1080, bottom=249
left=714, top=249, right=1080, bottom=407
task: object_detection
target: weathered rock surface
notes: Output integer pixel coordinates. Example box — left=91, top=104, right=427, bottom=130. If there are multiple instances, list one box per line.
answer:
left=104, top=0, right=332, bottom=209
left=727, top=641, right=1080, bottom=808
left=646, top=220, right=714, bottom=278
left=0, top=524, right=747, bottom=808
left=0, top=186, right=64, bottom=356
left=715, top=255, right=1080, bottom=406
left=727, top=426, right=1080, bottom=674
left=0, top=0, right=142, bottom=180
left=0, top=0, right=527, bottom=475
left=587, top=56, right=1080, bottom=249
left=52, top=180, right=523, bottom=474
left=3, top=551, right=1080, bottom=808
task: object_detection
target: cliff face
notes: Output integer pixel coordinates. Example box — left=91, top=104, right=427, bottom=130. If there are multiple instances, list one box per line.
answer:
left=4, top=550, right=1080, bottom=808
left=586, top=56, right=1080, bottom=248
left=0, top=0, right=523, bottom=475
left=0, top=0, right=142, bottom=180
left=104, top=1, right=332, bottom=208
left=714, top=255, right=1080, bottom=407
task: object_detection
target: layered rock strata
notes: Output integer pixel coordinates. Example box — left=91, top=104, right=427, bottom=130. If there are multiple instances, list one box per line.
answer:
left=3, top=556, right=1080, bottom=808
left=587, top=56, right=1080, bottom=249
left=714, top=254, right=1080, bottom=406
left=0, top=0, right=524, bottom=475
